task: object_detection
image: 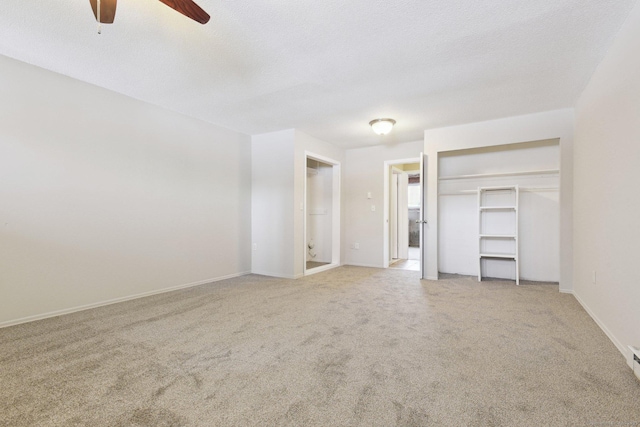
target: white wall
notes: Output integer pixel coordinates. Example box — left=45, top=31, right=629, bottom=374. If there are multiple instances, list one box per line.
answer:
left=424, top=109, right=574, bottom=289
left=438, top=141, right=560, bottom=281
left=251, top=129, right=295, bottom=278
left=573, top=2, right=640, bottom=364
left=0, top=55, right=252, bottom=326
left=343, top=141, right=424, bottom=268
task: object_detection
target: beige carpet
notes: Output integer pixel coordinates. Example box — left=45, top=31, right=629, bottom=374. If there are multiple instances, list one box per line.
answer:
left=1, top=267, right=639, bottom=426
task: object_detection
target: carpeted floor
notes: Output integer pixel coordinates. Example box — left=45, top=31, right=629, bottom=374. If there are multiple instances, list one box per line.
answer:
left=1, top=267, right=639, bottom=426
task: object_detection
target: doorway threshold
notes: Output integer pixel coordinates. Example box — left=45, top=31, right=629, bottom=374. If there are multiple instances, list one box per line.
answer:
left=388, top=259, right=420, bottom=271
left=304, top=262, right=339, bottom=276
left=306, top=261, right=329, bottom=270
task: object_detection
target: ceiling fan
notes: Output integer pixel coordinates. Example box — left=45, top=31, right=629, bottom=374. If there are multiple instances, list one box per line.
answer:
left=89, top=0, right=210, bottom=26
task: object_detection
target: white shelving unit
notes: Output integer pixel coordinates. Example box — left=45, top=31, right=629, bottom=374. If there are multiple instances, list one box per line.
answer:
left=478, top=185, right=519, bottom=285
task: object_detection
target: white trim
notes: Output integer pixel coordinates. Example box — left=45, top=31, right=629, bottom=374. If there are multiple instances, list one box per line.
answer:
left=0, top=271, right=251, bottom=329
left=572, top=291, right=628, bottom=364
left=303, top=151, right=341, bottom=277
left=252, top=270, right=297, bottom=279
left=383, top=157, right=421, bottom=269
left=344, top=262, right=383, bottom=269
left=559, top=288, right=573, bottom=294
left=305, top=151, right=341, bottom=166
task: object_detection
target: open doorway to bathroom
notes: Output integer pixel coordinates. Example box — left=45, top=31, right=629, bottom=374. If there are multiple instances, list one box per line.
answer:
left=385, top=159, right=421, bottom=272
left=391, top=171, right=421, bottom=270
left=304, top=153, right=341, bottom=275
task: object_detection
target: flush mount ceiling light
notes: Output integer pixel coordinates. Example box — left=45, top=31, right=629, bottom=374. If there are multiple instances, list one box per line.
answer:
left=369, top=118, right=396, bottom=135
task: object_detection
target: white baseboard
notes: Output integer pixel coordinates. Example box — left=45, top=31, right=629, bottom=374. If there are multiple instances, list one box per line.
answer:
left=559, top=288, right=573, bottom=294
left=343, top=262, right=382, bottom=269
left=251, top=270, right=297, bottom=279
left=0, top=271, right=251, bottom=329
left=572, top=290, right=628, bottom=364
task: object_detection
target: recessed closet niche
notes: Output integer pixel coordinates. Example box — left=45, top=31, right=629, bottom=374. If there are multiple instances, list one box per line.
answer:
left=306, top=158, right=333, bottom=270
left=438, top=139, right=560, bottom=283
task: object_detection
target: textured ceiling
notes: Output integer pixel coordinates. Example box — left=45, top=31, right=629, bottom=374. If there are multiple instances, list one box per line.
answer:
left=0, top=0, right=637, bottom=148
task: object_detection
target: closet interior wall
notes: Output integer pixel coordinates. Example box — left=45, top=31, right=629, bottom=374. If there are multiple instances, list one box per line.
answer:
left=306, top=159, right=333, bottom=264
left=438, top=139, right=560, bottom=282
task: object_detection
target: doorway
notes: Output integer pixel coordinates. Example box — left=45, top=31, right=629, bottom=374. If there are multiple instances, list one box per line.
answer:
left=383, top=157, right=426, bottom=276
left=391, top=170, right=422, bottom=270
left=304, top=153, right=341, bottom=276
left=388, top=163, right=420, bottom=271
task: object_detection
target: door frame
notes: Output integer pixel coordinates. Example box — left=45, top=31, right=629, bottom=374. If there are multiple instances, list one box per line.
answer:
left=391, top=168, right=410, bottom=260
left=383, top=157, right=421, bottom=268
left=303, top=151, right=341, bottom=276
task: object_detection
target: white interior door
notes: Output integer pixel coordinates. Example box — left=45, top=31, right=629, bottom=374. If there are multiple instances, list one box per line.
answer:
left=419, top=153, right=428, bottom=279
left=390, top=172, right=398, bottom=260
left=397, top=172, right=409, bottom=259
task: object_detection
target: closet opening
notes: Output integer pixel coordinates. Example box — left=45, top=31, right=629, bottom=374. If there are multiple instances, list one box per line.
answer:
left=304, top=153, right=341, bottom=276
left=437, top=139, right=560, bottom=284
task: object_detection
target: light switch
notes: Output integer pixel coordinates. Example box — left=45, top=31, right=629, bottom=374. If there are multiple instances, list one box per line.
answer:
left=367, top=192, right=372, bottom=199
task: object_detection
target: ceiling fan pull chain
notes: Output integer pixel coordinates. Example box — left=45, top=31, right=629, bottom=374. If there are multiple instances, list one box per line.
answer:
left=97, top=0, right=102, bottom=34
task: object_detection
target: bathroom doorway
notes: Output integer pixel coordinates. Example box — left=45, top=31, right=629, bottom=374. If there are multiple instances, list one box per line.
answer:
left=388, top=163, right=420, bottom=271
left=383, top=157, right=425, bottom=275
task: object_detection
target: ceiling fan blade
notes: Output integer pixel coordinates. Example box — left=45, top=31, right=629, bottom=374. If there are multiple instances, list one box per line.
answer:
left=157, top=0, right=210, bottom=24
left=89, top=0, right=117, bottom=24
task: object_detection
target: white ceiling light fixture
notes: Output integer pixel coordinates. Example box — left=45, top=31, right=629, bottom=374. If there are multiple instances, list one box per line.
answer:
left=369, top=118, right=396, bottom=135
